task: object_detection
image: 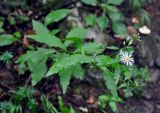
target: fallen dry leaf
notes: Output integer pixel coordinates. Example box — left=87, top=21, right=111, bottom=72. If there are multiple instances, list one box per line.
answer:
left=23, top=35, right=30, bottom=47
left=132, top=17, right=139, bottom=24
left=127, top=26, right=137, bottom=36
left=86, top=95, right=95, bottom=104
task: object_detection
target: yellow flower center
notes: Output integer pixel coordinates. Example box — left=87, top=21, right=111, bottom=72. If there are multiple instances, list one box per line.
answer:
left=125, top=57, right=130, bottom=61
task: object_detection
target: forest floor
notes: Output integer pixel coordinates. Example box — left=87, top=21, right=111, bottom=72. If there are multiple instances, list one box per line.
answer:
left=0, top=0, right=160, bottom=113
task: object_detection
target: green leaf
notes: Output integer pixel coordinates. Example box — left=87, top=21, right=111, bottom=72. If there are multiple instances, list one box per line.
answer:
left=114, top=65, right=121, bottom=84
left=97, top=16, right=109, bottom=30
left=66, top=27, right=88, bottom=39
left=46, top=54, right=92, bottom=77
left=106, top=46, right=119, bottom=50
left=59, top=68, right=72, bottom=94
left=95, top=55, right=119, bottom=67
left=71, top=64, right=84, bottom=79
left=29, top=20, right=64, bottom=48
left=0, top=21, right=4, bottom=33
left=32, top=20, right=50, bottom=35
left=81, top=42, right=104, bottom=55
left=109, top=101, right=117, bottom=112
left=17, top=48, right=54, bottom=85
left=45, top=9, right=71, bottom=25
left=29, top=59, right=47, bottom=85
left=103, top=69, right=118, bottom=97
left=50, top=29, right=61, bottom=35
left=85, top=14, right=97, bottom=26
left=81, top=0, right=97, bottom=6
left=107, top=0, right=124, bottom=5
left=108, top=12, right=123, bottom=22
left=112, top=22, right=127, bottom=35
left=105, top=5, right=118, bottom=12
left=0, top=34, right=18, bottom=46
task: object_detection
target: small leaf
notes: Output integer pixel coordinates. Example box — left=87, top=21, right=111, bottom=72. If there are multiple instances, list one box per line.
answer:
left=107, top=0, right=124, bottom=5
left=81, top=0, right=97, bottom=6
left=45, top=9, right=71, bottom=25
left=106, top=46, right=119, bottom=50
left=108, top=12, right=124, bottom=22
left=85, top=14, right=97, bottom=26
left=0, top=34, right=18, bottom=46
left=97, top=16, right=109, bottom=30
left=112, top=22, right=127, bottom=35
left=109, top=101, right=117, bottom=112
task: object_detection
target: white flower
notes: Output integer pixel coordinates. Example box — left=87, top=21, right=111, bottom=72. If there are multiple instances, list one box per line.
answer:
left=119, top=51, right=134, bottom=66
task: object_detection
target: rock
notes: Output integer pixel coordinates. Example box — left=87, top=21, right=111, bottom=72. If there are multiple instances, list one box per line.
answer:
left=155, top=56, right=160, bottom=68
left=149, top=69, right=160, bottom=82
left=86, top=27, right=115, bottom=45
left=141, top=89, right=153, bottom=100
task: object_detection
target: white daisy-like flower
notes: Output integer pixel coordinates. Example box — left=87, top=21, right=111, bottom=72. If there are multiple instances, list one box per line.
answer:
left=120, top=51, right=134, bottom=66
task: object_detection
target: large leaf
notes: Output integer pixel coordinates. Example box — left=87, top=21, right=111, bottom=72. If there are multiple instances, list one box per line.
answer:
left=107, top=0, right=124, bottom=5
left=59, top=68, right=72, bottom=94
left=0, top=34, right=18, bottom=46
left=17, top=48, right=55, bottom=85
left=71, top=64, right=84, bottom=79
left=81, top=42, right=104, bottom=55
left=46, top=54, right=92, bottom=77
left=81, top=0, right=97, bottom=6
left=103, top=69, right=118, bottom=97
left=112, top=22, right=127, bottom=35
left=66, top=27, right=88, bottom=39
left=29, top=59, right=47, bottom=85
left=60, top=64, right=84, bottom=94
left=45, top=9, right=71, bottom=25
left=28, top=20, right=64, bottom=48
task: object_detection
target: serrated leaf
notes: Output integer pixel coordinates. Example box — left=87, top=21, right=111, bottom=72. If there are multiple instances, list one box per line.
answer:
left=17, top=48, right=54, bottom=64
left=46, top=54, right=92, bottom=77
left=45, top=9, right=71, bottom=25
left=81, top=0, right=97, bottom=6
left=107, top=0, right=124, bottom=5
left=30, top=59, right=47, bottom=85
left=72, top=64, right=84, bottom=79
left=0, top=34, right=18, bottom=46
left=59, top=68, right=72, bottom=94
left=97, top=16, right=109, bottom=30
left=66, top=27, right=88, bottom=39
left=17, top=48, right=54, bottom=85
left=103, top=69, right=118, bottom=97
left=95, top=55, right=119, bottom=67
left=28, top=20, right=64, bottom=48
left=114, top=65, right=121, bottom=84
left=112, top=22, right=127, bottom=35
left=81, top=42, right=104, bottom=54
